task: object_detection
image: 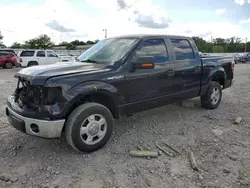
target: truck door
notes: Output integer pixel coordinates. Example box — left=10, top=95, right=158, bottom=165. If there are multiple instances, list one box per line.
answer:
left=169, top=38, right=202, bottom=100
left=124, top=38, right=175, bottom=113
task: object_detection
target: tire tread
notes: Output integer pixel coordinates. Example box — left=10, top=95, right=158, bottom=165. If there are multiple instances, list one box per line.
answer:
left=201, top=81, right=222, bottom=109
left=65, top=102, right=113, bottom=152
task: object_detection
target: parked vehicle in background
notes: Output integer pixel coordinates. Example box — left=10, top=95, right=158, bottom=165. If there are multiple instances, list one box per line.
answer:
left=242, top=53, right=250, bottom=63
left=234, top=53, right=244, bottom=64
left=6, top=34, right=234, bottom=152
left=0, top=49, right=17, bottom=56
left=17, top=50, right=74, bottom=67
left=0, top=51, right=18, bottom=69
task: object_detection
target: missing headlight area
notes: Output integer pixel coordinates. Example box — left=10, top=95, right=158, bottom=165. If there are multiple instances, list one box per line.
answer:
left=14, top=77, right=63, bottom=109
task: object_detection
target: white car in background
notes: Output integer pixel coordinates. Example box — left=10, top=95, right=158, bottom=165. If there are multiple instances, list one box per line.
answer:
left=17, top=50, right=74, bottom=67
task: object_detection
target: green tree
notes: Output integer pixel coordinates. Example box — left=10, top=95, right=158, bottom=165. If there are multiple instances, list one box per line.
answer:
left=24, top=34, right=54, bottom=49
left=86, top=40, right=95, bottom=45
left=66, top=43, right=76, bottom=50
left=10, top=42, right=23, bottom=48
left=213, top=38, right=226, bottom=45
left=212, top=45, right=224, bottom=53
left=192, top=37, right=213, bottom=52
left=58, top=41, right=69, bottom=46
left=36, top=34, right=54, bottom=49
left=71, top=40, right=86, bottom=46
left=247, top=42, right=250, bottom=52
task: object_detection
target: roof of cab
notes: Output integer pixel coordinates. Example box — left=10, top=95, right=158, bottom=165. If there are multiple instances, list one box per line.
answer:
left=111, top=34, right=191, bottom=40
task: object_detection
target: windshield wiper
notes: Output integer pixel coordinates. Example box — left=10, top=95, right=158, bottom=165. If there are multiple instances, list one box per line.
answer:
left=80, top=59, right=99, bottom=63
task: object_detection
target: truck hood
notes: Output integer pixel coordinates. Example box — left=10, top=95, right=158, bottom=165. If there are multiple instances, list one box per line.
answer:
left=15, top=62, right=110, bottom=85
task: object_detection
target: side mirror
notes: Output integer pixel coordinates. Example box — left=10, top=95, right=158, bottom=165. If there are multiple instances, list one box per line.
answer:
left=131, top=56, right=155, bottom=69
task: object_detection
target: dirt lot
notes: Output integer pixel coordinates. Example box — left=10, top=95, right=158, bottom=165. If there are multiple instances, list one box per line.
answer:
left=0, top=64, right=250, bottom=188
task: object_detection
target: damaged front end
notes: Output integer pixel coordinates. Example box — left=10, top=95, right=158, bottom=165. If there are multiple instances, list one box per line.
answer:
left=8, top=76, right=67, bottom=120
left=6, top=76, right=67, bottom=138
left=14, top=77, right=62, bottom=109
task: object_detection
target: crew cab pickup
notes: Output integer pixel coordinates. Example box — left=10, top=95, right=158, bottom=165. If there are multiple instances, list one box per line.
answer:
left=6, top=35, right=234, bottom=152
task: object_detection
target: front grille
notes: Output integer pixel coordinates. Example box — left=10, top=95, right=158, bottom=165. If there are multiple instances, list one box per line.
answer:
left=14, top=78, right=47, bottom=109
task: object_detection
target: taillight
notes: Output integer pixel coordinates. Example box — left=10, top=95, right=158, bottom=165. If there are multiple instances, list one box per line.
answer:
left=19, top=58, right=23, bottom=63
left=232, top=61, right=235, bottom=71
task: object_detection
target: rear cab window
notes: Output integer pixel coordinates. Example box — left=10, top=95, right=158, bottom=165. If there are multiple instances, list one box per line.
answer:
left=170, top=39, right=195, bottom=60
left=20, top=51, right=35, bottom=57
left=133, top=39, right=169, bottom=64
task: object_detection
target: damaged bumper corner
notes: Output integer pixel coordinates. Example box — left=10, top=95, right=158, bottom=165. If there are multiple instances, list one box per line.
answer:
left=6, top=107, right=65, bottom=138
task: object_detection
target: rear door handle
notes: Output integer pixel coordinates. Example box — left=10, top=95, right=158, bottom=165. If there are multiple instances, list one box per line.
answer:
left=167, top=69, right=174, bottom=77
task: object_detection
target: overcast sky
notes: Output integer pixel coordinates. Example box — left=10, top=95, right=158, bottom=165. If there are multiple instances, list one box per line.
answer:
left=0, top=0, right=250, bottom=46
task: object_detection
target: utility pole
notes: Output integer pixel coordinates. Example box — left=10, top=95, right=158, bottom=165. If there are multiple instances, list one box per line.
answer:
left=103, top=29, right=107, bottom=39
left=245, top=37, right=247, bottom=52
left=60, top=26, right=63, bottom=43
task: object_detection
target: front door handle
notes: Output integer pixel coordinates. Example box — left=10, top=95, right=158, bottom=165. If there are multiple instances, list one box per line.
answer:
left=167, top=69, right=174, bottom=77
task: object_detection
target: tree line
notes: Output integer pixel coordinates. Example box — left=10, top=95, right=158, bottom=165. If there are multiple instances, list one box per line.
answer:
left=0, top=32, right=249, bottom=53
left=192, top=37, right=249, bottom=53
left=1, top=34, right=100, bottom=50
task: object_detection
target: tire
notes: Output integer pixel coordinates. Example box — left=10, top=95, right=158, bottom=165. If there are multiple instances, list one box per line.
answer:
left=27, top=61, right=38, bottom=67
left=65, top=102, right=114, bottom=152
left=4, top=62, right=13, bottom=69
left=201, top=81, right=222, bottom=109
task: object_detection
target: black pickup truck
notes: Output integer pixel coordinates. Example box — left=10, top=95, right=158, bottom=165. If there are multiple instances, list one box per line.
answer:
left=6, top=35, right=234, bottom=152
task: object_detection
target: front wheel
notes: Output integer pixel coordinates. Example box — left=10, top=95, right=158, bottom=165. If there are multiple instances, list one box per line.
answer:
left=65, top=102, right=114, bottom=152
left=201, top=81, right=222, bottom=109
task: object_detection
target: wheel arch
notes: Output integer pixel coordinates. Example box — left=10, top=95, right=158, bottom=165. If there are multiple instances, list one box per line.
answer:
left=27, top=61, right=39, bottom=66
left=209, top=67, right=227, bottom=88
left=67, top=91, right=119, bottom=119
left=64, top=81, right=121, bottom=118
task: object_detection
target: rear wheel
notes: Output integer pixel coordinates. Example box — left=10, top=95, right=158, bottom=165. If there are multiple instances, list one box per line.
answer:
left=4, top=62, right=13, bottom=69
left=65, top=102, right=114, bottom=152
left=27, top=61, right=38, bottom=67
left=201, top=81, right=222, bottom=109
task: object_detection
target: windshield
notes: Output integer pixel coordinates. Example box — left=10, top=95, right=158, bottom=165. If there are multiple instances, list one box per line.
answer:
left=77, top=38, right=138, bottom=64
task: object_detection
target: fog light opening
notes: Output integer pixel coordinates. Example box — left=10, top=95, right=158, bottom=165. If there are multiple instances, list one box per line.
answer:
left=30, top=124, right=39, bottom=133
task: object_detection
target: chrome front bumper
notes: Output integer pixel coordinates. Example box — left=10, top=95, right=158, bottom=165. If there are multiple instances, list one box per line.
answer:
left=6, top=107, right=65, bottom=138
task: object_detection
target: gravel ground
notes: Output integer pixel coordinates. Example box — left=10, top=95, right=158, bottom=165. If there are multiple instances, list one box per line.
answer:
left=0, top=64, right=250, bottom=188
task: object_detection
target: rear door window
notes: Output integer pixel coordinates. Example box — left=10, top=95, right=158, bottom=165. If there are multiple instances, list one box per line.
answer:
left=37, top=51, right=46, bottom=57
left=20, top=51, right=35, bottom=57
left=170, top=39, right=195, bottom=60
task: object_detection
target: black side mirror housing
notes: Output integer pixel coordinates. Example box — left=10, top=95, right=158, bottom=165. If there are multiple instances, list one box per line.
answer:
left=131, top=56, right=155, bottom=69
